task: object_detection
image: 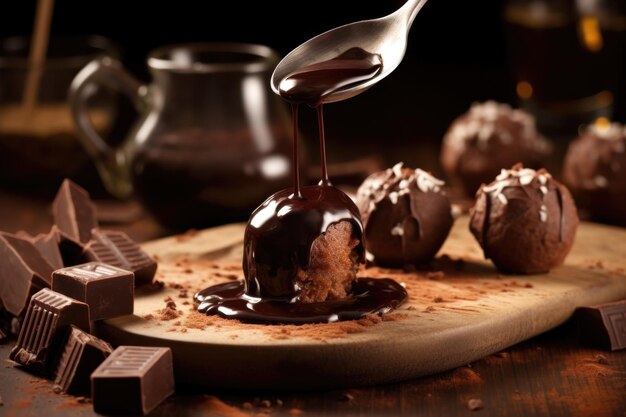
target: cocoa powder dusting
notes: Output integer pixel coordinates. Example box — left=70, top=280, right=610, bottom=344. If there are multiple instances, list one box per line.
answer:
left=157, top=297, right=183, bottom=321
left=142, top=251, right=539, bottom=339
left=196, top=396, right=250, bottom=417
left=467, top=398, right=483, bottom=411
left=181, top=311, right=405, bottom=340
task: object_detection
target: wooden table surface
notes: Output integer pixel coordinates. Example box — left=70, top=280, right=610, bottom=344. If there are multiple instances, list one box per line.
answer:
left=1, top=190, right=625, bottom=417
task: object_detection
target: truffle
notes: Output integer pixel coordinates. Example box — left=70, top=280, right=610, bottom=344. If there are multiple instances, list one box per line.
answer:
left=469, top=165, right=579, bottom=274
left=356, top=163, right=453, bottom=267
left=441, top=101, right=552, bottom=196
left=244, top=185, right=364, bottom=303
left=563, top=120, right=626, bottom=226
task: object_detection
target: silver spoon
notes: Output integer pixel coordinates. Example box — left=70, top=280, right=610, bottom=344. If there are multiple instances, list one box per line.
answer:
left=271, top=0, right=429, bottom=104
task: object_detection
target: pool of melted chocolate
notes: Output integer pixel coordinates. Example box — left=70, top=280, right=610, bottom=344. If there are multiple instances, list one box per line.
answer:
left=194, top=45, right=408, bottom=324
left=195, top=278, right=406, bottom=324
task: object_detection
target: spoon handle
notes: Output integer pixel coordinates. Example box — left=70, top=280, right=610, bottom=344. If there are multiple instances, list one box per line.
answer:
left=399, top=0, right=429, bottom=28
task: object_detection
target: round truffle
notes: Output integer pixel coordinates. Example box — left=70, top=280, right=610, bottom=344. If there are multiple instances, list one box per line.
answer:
left=356, top=162, right=454, bottom=267
left=563, top=120, right=626, bottom=226
left=469, top=165, right=579, bottom=274
left=243, top=185, right=364, bottom=303
left=441, top=101, right=552, bottom=196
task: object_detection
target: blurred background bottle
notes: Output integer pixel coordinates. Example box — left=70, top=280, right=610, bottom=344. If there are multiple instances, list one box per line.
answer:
left=504, top=0, right=626, bottom=137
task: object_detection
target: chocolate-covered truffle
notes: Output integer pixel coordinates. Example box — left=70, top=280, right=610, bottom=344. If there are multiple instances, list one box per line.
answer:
left=244, top=185, right=363, bottom=303
left=470, top=165, right=579, bottom=274
left=563, top=120, right=626, bottom=226
left=441, top=101, right=552, bottom=196
left=356, top=163, right=453, bottom=267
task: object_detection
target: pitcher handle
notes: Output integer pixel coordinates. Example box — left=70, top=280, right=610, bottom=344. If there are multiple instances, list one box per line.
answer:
left=69, top=56, right=149, bottom=199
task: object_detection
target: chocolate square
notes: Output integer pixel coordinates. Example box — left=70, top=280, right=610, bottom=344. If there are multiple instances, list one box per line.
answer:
left=9, top=288, right=90, bottom=375
left=577, top=300, right=626, bottom=351
left=52, top=179, right=98, bottom=245
left=52, top=262, right=134, bottom=321
left=91, top=346, right=174, bottom=415
left=0, top=232, right=54, bottom=316
left=84, top=230, right=157, bottom=287
left=53, top=325, right=113, bottom=395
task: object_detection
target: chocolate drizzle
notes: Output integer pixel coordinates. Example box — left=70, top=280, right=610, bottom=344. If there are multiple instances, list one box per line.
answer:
left=194, top=46, right=408, bottom=324
left=556, top=186, right=565, bottom=242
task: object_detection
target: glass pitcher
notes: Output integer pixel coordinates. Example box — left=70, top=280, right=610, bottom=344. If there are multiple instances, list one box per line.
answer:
left=70, top=43, right=295, bottom=230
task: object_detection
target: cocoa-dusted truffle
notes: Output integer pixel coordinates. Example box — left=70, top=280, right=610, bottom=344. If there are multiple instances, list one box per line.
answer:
left=563, top=120, right=626, bottom=226
left=470, top=165, right=579, bottom=274
left=356, top=162, right=453, bottom=267
left=441, top=101, right=552, bottom=196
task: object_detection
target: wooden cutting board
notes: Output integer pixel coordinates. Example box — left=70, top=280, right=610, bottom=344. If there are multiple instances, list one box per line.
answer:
left=96, top=217, right=626, bottom=390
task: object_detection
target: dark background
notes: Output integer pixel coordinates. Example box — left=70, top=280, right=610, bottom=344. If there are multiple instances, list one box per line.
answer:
left=1, top=0, right=624, bottom=194
left=0, top=0, right=514, bottom=171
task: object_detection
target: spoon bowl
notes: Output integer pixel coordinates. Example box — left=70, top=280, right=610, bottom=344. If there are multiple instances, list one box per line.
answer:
left=271, top=0, right=428, bottom=104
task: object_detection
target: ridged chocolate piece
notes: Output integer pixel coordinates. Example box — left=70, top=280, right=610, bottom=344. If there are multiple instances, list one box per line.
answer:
left=84, top=230, right=157, bottom=286
left=91, top=346, right=174, bottom=415
left=0, top=327, right=6, bottom=343
left=52, top=262, right=134, bottom=321
left=577, top=300, right=626, bottom=351
left=0, top=232, right=54, bottom=316
left=52, top=179, right=98, bottom=245
left=9, top=288, right=90, bottom=375
left=53, top=325, right=112, bottom=395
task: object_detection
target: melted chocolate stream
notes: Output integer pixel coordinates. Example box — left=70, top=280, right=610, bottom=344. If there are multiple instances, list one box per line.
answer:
left=317, top=104, right=330, bottom=185
left=194, top=47, right=407, bottom=324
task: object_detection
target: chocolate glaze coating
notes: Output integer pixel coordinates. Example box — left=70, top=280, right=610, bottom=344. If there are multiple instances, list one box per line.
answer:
left=470, top=165, right=579, bottom=274
left=563, top=121, right=626, bottom=226
left=356, top=163, right=453, bottom=267
left=243, top=184, right=364, bottom=302
left=441, top=101, right=552, bottom=196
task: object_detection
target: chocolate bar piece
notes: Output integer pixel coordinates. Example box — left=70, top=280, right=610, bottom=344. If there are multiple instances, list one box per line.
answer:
left=577, top=300, right=626, bottom=351
left=84, top=230, right=157, bottom=286
left=9, top=288, right=90, bottom=374
left=33, top=231, right=64, bottom=270
left=91, top=346, right=174, bottom=415
left=53, top=226, right=85, bottom=267
left=53, top=325, right=113, bottom=395
left=52, top=262, right=134, bottom=321
left=0, top=232, right=54, bottom=316
left=0, top=327, right=6, bottom=344
left=52, top=179, right=98, bottom=245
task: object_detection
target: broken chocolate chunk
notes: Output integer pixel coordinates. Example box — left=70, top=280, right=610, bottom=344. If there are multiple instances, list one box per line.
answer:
left=52, top=179, right=98, bottom=245
left=52, top=262, right=134, bottom=321
left=9, top=288, right=90, bottom=375
left=577, top=300, right=626, bottom=351
left=0, top=232, right=54, bottom=316
left=84, top=229, right=157, bottom=286
left=33, top=231, right=64, bottom=270
left=91, top=346, right=174, bottom=415
left=53, top=325, right=113, bottom=395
